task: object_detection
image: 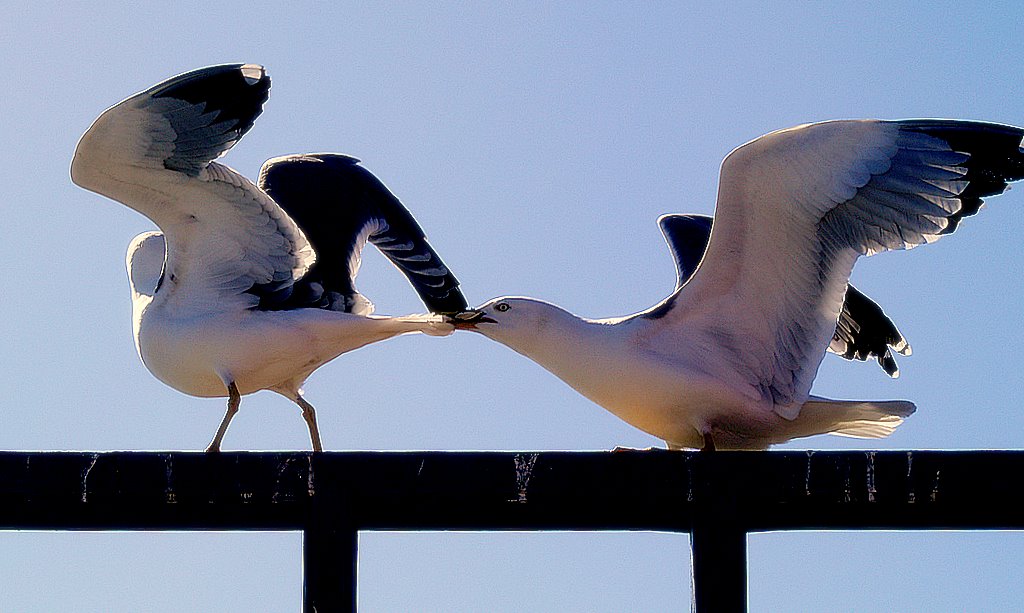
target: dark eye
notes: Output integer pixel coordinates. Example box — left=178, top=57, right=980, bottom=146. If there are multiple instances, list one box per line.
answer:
left=495, top=302, right=511, bottom=312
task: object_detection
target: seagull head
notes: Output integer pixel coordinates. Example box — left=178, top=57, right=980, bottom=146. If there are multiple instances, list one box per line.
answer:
left=449, top=296, right=528, bottom=331
left=449, top=297, right=600, bottom=373
left=449, top=296, right=576, bottom=343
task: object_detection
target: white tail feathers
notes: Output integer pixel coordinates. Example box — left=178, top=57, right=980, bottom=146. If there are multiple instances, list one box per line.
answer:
left=785, top=397, right=917, bottom=441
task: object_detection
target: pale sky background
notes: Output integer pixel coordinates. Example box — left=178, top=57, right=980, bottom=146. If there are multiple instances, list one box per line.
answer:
left=2, top=1, right=1023, bottom=611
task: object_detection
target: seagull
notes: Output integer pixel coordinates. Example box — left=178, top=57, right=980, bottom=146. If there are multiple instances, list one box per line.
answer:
left=454, top=119, right=1024, bottom=450
left=71, top=64, right=467, bottom=452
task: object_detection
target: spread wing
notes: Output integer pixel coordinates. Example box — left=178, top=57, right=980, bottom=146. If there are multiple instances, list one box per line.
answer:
left=656, top=213, right=910, bottom=376
left=257, top=153, right=468, bottom=314
left=70, top=64, right=315, bottom=314
left=657, top=119, right=1024, bottom=418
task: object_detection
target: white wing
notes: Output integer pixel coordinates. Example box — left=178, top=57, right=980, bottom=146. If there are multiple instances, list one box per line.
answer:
left=70, top=64, right=315, bottom=313
left=659, top=119, right=1024, bottom=418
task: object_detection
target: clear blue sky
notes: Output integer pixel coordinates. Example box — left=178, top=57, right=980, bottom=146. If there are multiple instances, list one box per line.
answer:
left=2, top=1, right=1023, bottom=610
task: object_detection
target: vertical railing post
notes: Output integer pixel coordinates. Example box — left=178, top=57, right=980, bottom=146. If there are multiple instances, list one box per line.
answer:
left=303, top=464, right=357, bottom=613
left=303, top=522, right=357, bottom=612
left=690, top=454, right=747, bottom=612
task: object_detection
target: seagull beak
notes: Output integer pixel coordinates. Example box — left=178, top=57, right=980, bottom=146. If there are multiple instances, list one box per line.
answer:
left=448, top=309, right=496, bottom=329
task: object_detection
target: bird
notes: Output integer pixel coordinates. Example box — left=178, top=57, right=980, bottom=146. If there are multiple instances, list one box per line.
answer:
left=71, top=64, right=468, bottom=452
left=453, top=119, right=1024, bottom=450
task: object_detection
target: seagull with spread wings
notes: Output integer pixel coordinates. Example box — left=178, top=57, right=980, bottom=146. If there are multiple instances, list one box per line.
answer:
left=71, top=64, right=467, bottom=451
left=454, top=119, right=1024, bottom=450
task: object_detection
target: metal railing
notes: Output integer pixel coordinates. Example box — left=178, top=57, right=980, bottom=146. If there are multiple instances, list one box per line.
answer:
left=1, top=450, right=1022, bottom=611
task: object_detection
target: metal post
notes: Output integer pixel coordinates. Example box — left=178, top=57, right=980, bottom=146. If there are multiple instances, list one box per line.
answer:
left=691, top=514, right=747, bottom=612
left=303, top=459, right=357, bottom=613
left=303, top=514, right=357, bottom=612
left=690, top=453, right=747, bottom=612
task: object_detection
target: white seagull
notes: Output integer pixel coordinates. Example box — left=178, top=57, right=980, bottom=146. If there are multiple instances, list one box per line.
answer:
left=71, top=64, right=467, bottom=452
left=454, top=119, right=1024, bottom=450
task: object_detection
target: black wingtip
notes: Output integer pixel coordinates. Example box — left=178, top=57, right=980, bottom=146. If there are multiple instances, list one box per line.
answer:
left=878, top=350, right=899, bottom=378
left=658, top=213, right=714, bottom=236
left=839, top=285, right=908, bottom=377
left=141, top=64, right=272, bottom=176
left=900, top=121, right=1024, bottom=233
left=658, top=214, right=714, bottom=287
left=149, top=63, right=271, bottom=131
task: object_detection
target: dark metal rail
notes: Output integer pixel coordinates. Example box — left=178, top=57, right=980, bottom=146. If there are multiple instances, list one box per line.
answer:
left=1, top=451, right=1022, bottom=611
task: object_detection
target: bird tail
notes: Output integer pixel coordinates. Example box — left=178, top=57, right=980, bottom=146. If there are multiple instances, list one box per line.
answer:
left=782, top=397, right=916, bottom=441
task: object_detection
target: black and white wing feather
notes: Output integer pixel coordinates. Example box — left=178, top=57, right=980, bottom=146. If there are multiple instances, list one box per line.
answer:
left=656, top=213, right=910, bottom=377
left=659, top=119, right=1024, bottom=419
left=257, top=154, right=468, bottom=314
left=71, top=64, right=315, bottom=313
left=828, top=285, right=910, bottom=377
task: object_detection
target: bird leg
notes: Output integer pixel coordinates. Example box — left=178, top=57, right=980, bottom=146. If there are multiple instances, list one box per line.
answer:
left=206, top=381, right=241, bottom=453
left=293, top=395, right=324, bottom=452
left=701, top=432, right=716, bottom=452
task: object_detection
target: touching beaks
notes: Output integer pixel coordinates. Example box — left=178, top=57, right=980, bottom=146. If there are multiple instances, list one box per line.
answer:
left=448, top=309, right=496, bottom=329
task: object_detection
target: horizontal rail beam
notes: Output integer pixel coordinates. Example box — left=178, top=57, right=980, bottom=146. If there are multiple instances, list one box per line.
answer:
left=0, top=450, right=1022, bottom=531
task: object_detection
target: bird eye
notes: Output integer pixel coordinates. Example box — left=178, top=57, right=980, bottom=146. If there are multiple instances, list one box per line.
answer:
left=495, top=302, right=511, bottom=312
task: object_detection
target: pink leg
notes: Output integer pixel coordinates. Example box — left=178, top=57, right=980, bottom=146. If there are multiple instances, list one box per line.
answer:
left=206, top=381, right=241, bottom=453
left=293, top=395, right=324, bottom=452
